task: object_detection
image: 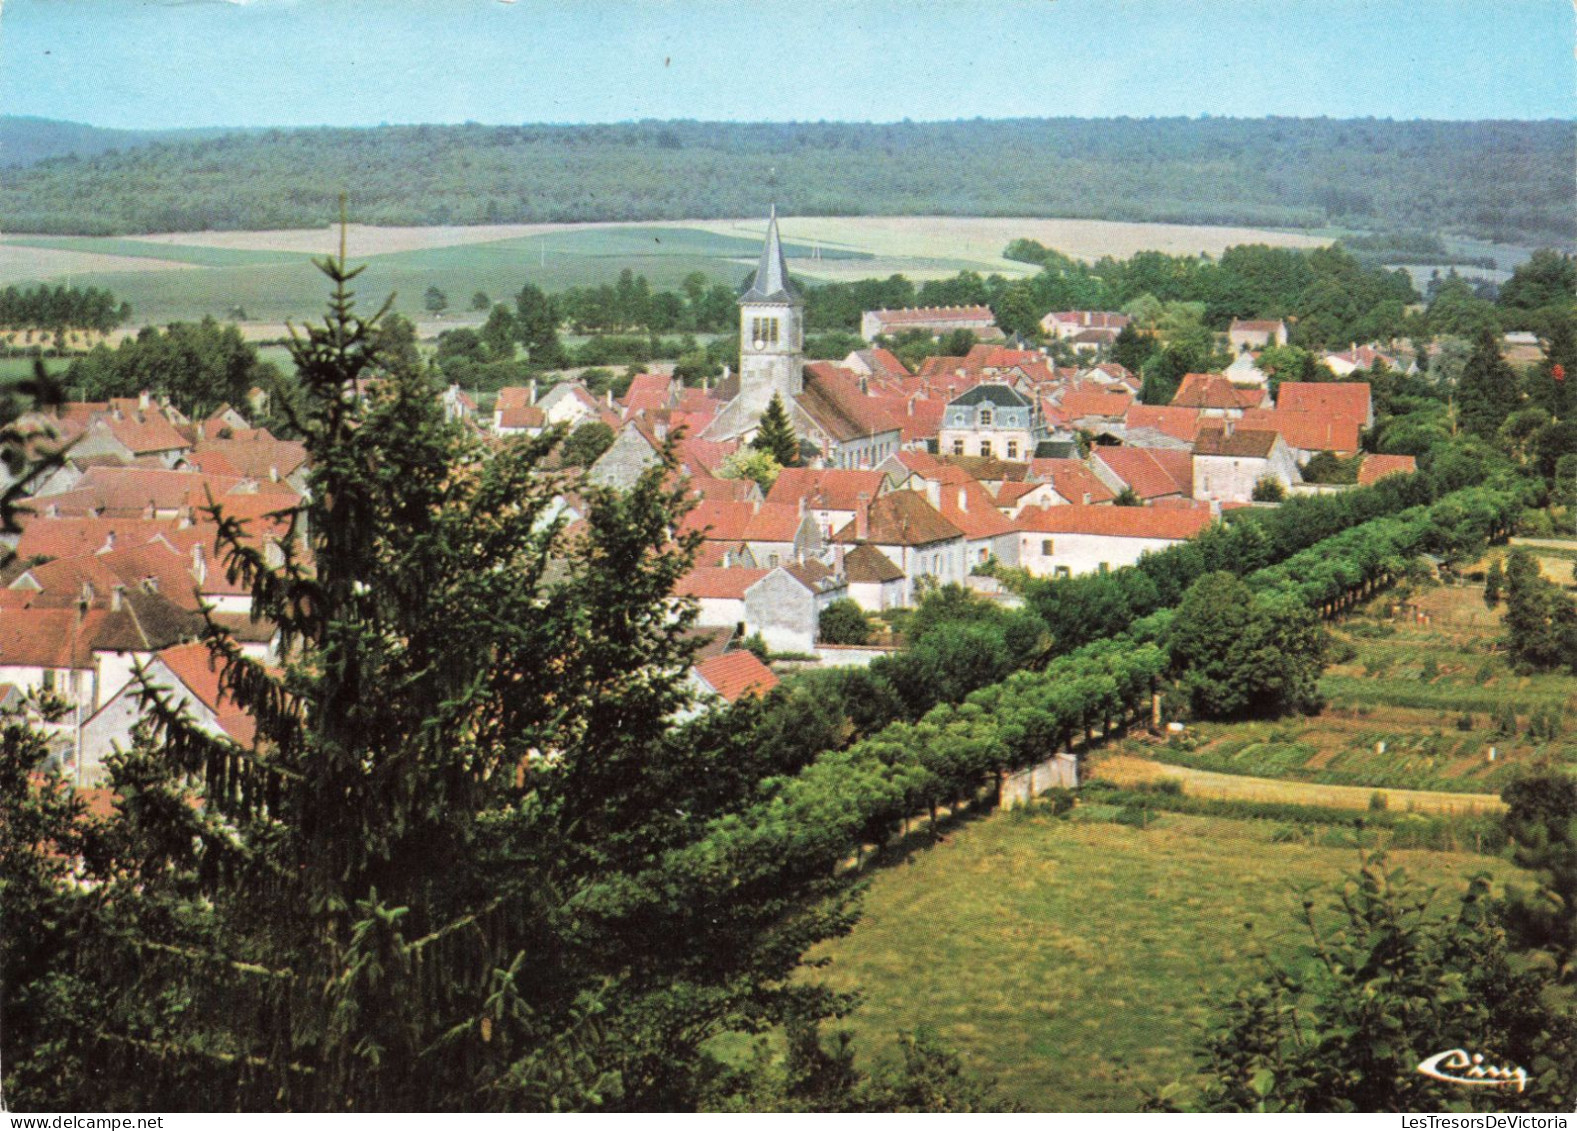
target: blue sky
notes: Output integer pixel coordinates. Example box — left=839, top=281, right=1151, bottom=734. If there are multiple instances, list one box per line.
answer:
left=0, top=0, right=1571, bottom=128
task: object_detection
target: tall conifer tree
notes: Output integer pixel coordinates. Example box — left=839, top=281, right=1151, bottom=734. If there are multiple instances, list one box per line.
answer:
left=751, top=393, right=800, bottom=467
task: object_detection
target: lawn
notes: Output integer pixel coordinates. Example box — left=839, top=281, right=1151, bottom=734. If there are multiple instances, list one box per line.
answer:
left=812, top=805, right=1515, bottom=1111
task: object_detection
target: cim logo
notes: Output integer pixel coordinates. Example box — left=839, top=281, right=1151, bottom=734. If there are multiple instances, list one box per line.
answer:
left=1417, top=1048, right=1528, bottom=1092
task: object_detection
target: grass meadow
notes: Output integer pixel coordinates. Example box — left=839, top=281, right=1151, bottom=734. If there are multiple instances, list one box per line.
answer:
left=812, top=804, right=1516, bottom=1111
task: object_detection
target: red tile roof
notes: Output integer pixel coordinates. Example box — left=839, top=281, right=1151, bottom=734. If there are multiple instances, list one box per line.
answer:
left=1239, top=409, right=1361, bottom=454
left=621, top=373, right=674, bottom=413
left=1060, top=386, right=1134, bottom=421
left=0, top=607, right=107, bottom=668
left=1124, top=404, right=1204, bottom=443
left=799, top=364, right=901, bottom=442
left=868, top=306, right=995, bottom=327
left=1276, top=382, right=1373, bottom=425
left=1172, top=373, right=1267, bottom=411
left=1029, top=459, right=1117, bottom=505
left=1231, top=320, right=1286, bottom=333
left=1195, top=427, right=1282, bottom=459
left=14, top=517, right=173, bottom=562
left=767, top=469, right=889, bottom=513
left=676, top=567, right=770, bottom=600
left=833, top=490, right=962, bottom=547
left=843, top=543, right=904, bottom=583
left=687, top=476, right=759, bottom=503
left=693, top=650, right=779, bottom=703
left=1016, top=504, right=1213, bottom=541
left=938, top=480, right=1016, bottom=539
left=680, top=500, right=805, bottom=544
left=743, top=503, right=809, bottom=543
left=1357, top=453, right=1418, bottom=485
left=154, top=642, right=256, bottom=747
left=1094, top=448, right=1193, bottom=500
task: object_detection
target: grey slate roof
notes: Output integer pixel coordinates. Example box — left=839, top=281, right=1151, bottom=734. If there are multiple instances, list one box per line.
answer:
left=739, top=208, right=800, bottom=305
left=949, top=383, right=1032, bottom=409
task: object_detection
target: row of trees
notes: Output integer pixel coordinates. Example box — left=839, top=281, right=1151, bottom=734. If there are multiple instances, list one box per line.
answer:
left=0, top=283, right=128, bottom=335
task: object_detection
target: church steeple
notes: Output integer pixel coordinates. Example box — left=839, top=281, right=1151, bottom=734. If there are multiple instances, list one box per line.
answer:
left=740, top=205, right=800, bottom=304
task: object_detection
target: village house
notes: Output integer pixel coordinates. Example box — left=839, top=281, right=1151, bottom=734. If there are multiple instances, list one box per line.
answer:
left=860, top=305, right=1000, bottom=344
left=832, top=488, right=967, bottom=605
left=937, top=479, right=1020, bottom=569
left=744, top=561, right=848, bottom=654
left=765, top=468, right=889, bottom=540
left=686, top=649, right=779, bottom=712
left=1038, top=310, right=1130, bottom=351
left=1239, top=408, right=1362, bottom=462
left=1170, top=373, right=1271, bottom=418
left=1192, top=425, right=1302, bottom=504
left=839, top=542, right=907, bottom=613
left=1014, top=505, right=1214, bottom=578
left=1228, top=319, right=1289, bottom=351
left=674, top=567, right=769, bottom=634
left=938, top=383, right=1039, bottom=462
left=78, top=642, right=257, bottom=786
left=1323, top=344, right=1401, bottom=377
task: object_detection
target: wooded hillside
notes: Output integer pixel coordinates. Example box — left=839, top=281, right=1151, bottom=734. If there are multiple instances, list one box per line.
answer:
left=0, top=117, right=1570, bottom=245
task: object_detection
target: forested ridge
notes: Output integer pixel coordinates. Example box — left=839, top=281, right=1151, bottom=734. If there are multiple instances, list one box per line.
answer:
left=0, top=117, right=1571, bottom=245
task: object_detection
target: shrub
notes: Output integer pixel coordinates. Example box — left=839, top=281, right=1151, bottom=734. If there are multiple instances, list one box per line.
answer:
left=819, top=598, right=873, bottom=646
left=1456, top=712, right=1475, bottom=731
left=1369, top=791, right=1389, bottom=812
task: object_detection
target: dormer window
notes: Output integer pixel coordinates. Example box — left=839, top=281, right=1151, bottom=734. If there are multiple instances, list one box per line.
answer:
left=979, top=408, right=993, bottom=427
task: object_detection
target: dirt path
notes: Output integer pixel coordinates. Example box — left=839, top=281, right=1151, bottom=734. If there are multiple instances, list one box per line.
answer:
left=1509, top=537, right=1577, bottom=551
left=1095, top=754, right=1504, bottom=816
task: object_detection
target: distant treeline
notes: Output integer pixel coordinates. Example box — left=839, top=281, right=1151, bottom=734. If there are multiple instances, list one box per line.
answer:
left=0, top=118, right=1571, bottom=246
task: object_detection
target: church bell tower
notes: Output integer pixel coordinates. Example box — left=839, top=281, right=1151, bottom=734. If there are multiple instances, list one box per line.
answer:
left=738, top=205, right=804, bottom=403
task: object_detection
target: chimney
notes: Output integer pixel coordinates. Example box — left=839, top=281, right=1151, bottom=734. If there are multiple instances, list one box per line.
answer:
left=606, top=389, right=614, bottom=408
left=655, top=420, right=668, bottom=440
left=138, top=390, right=151, bottom=412
left=855, top=493, right=870, bottom=540
left=1082, top=492, right=1091, bottom=505
left=110, top=584, right=125, bottom=612
left=957, top=486, right=968, bottom=512
left=797, top=495, right=806, bottom=517
left=924, top=480, right=941, bottom=510
left=190, top=543, right=207, bottom=586
left=528, top=379, right=538, bottom=406
left=101, top=530, right=116, bottom=553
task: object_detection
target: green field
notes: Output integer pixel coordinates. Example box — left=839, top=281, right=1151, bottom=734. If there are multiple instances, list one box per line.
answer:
left=1127, top=580, right=1577, bottom=794
left=813, top=805, right=1514, bottom=1111
left=0, top=215, right=1331, bottom=327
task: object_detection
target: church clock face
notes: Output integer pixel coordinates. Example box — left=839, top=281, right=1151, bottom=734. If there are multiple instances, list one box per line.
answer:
left=753, top=339, right=765, bottom=351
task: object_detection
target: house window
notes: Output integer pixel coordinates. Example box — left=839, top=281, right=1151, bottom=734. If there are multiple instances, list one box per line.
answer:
left=980, top=409, right=993, bottom=427
left=41, top=669, right=55, bottom=692
left=1099, top=562, right=1110, bottom=575
left=952, top=439, right=965, bottom=456
left=979, top=441, right=993, bottom=458
left=1007, top=440, right=1019, bottom=460
left=768, top=553, right=780, bottom=568
left=1041, top=539, right=1054, bottom=555
left=1054, top=566, right=1071, bottom=578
